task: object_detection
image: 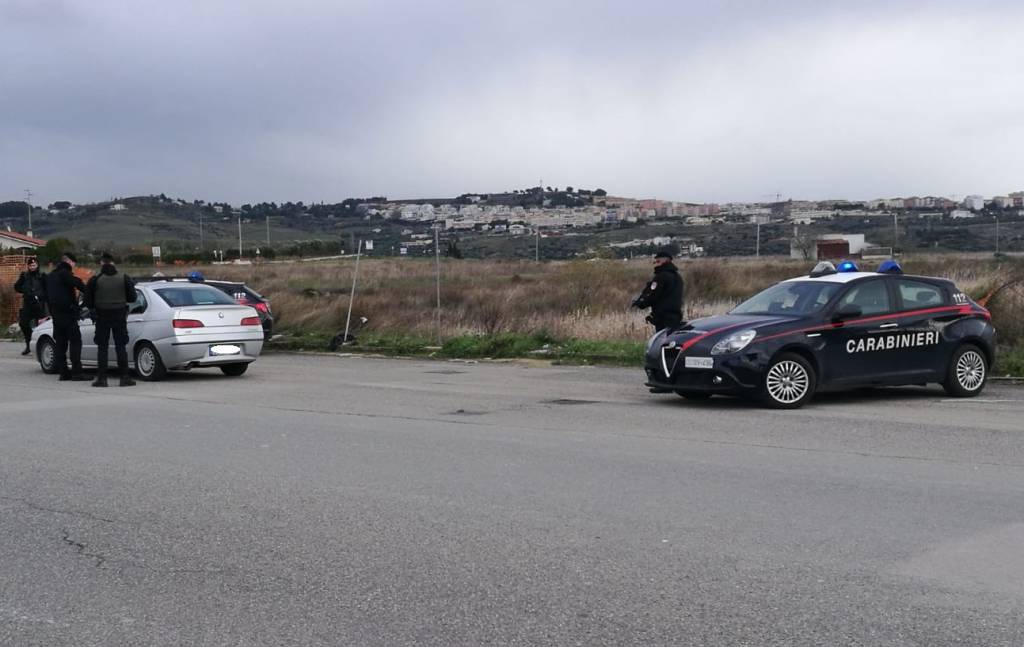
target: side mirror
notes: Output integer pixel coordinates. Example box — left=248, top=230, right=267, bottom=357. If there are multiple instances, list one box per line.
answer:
left=832, top=304, right=862, bottom=322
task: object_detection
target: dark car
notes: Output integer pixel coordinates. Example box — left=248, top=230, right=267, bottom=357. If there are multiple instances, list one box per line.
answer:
left=205, top=280, right=274, bottom=341
left=644, top=260, right=996, bottom=408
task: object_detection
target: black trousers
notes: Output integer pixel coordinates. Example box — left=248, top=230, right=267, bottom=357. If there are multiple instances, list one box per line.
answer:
left=18, top=307, right=40, bottom=346
left=51, top=311, right=83, bottom=376
left=94, top=308, right=130, bottom=377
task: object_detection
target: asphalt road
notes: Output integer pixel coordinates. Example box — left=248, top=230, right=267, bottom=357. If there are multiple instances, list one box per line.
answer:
left=2, top=341, right=1024, bottom=646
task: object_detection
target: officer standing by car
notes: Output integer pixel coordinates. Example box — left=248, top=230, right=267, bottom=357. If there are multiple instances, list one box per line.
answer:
left=84, top=252, right=137, bottom=387
left=13, top=257, right=46, bottom=356
left=632, top=248, right=684, bottom=331
left=44, top=252, right=89, bottom=381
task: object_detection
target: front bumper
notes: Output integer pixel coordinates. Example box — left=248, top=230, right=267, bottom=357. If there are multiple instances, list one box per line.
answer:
left=644, top=345, right=766, bottom=394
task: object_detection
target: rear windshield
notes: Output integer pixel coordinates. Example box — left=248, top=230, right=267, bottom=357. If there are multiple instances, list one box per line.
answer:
left=154, top=286, right=238, bottom=307
left=730, top=280, right=842, bottom=316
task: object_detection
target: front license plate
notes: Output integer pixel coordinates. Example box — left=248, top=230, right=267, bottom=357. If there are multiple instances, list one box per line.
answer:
left=210, top=344, right=241, bottom=356
left=684, top=356, right=714, bottom=369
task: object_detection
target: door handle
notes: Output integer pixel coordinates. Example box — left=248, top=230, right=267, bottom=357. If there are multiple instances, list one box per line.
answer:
left=879, top=323, right=898, bottom=329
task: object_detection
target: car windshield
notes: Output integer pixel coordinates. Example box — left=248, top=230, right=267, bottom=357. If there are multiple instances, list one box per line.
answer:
left=730, top=280, right=842, bottom=316
left=154, top=286, right=238, bottom=307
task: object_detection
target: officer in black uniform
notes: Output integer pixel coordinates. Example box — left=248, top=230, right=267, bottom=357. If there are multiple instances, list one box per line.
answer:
left=84, top=252, right=137, bottom=387
left=632, top=248, right=684, bottom=331
left=44, top=252, right=89, bottom=380
left=13, top=257, right=46, bottom=356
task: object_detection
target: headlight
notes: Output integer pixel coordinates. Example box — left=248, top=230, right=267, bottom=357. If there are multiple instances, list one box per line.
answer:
left=710, top=329, right=756, bottom=355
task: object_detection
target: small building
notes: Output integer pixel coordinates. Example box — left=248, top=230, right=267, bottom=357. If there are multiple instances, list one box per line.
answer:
left=0, top=230, right=46, bottom=251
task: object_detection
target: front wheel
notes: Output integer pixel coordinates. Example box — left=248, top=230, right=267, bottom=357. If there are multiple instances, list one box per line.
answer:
left=37, top=337, right=58, bottom=374
left=942, top=344, right=987, bottom=397
left=219, top=363, right=249, bottom=377
left=761, top=353, right=816, bottom=409
left=134, top=342, right=167, bottom=381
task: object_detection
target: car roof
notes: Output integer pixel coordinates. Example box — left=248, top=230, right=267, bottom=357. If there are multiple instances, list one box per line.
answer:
left=783, top=271, right=953, bottom=285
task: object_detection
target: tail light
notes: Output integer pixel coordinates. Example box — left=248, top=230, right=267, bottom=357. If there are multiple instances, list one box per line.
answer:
left=173, top=319, right=205, bottom=328
left=241, top=316, right=261, bottom=326
left=254, top=302, right=270, bottom=315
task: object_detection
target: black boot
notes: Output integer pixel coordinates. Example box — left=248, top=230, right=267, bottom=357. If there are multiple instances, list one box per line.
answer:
left=21, top=345, right=30, bottom=356
left=92, top=374, right=108, bottom=388
left=119, top=375, right=136, bottom=387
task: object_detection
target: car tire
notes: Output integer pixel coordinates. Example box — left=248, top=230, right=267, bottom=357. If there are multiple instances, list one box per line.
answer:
left=37, top=337, right=58, bottom=374
left=219, top=363, right=248, bottom=377
left=134, top=342, right=167, bottom=381
left=676, top=390, right=711, bottom=400
left=942, top=344, right=987, bottom=397
left=761, top=352, right=816, bottom=409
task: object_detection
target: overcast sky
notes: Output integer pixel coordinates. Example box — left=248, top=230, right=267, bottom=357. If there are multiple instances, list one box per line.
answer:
left=2, top=0, right=1023, bottom=207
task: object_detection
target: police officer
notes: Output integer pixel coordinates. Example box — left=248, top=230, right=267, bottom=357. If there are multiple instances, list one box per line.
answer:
left=44, top=252, right=89, bottom=380
left=13, top=257, right=46, bottom=356
left=632, top=248, right=684, bottom=331
left=84, top=252, right=137, bottom=387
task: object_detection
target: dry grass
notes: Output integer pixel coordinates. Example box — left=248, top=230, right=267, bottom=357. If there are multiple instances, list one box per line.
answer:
left=126, top=254, right=1023, bottom=345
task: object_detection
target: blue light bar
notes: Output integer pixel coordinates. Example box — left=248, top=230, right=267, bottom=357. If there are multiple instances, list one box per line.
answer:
left=836, top=260, right=859, bottom=273
left=877, top=259, right=903, bottom=274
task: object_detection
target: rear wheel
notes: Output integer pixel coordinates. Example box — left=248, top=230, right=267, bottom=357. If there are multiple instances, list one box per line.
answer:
left=219, top=363, right=249, bottom=377
left=675, top=391, right=711, bottom=400
left=37, top=337, right=57, bottom=374
left=134, top=342, right=167, bottom=381
left=942, top=344, right=987, bottom=397
left=761, top=352, right=816, bottom=409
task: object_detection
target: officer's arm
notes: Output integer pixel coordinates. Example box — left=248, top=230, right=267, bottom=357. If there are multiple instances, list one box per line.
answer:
left=632, top=279, right=655, bottom=308
left=124, top=274, right=138, bottom=303
left=83, top=277, right=96, bottom=309
left=14, top=273, right=26, bottom=294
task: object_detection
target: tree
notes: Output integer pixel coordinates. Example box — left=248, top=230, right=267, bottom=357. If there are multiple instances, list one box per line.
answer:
left=593, top=188, right=607, bottom=197
left=49, top=201, right=72, bottom=210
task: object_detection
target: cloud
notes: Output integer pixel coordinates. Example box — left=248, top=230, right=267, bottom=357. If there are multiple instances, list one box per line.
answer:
left=2, top=0, right=1022, bottom=205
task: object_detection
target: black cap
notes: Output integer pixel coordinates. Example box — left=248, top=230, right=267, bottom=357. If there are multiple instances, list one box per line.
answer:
left=27, top=257, right=38, bottom=265
left=62, top=252, right=78, bottom=263
left=654, top=248, right=673, bottom=260
left=100, top=252, right=115, bottom=263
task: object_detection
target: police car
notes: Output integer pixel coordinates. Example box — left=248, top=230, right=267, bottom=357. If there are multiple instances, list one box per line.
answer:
left=644, top=260, right=996, bottom=408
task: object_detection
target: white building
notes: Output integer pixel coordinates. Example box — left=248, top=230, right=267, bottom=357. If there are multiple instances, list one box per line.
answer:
left=0, top=230, right=46, bottom=250
left=963, top=195, right=986, bottom=211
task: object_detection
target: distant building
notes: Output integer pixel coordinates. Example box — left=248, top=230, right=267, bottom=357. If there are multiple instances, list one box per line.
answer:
left=110, top=203, right=126, bottom=211
left=0, top=230, right=46, bottom=250
left=963, top=195, right=985, bottom=211
left=950, top=210, right=975, bottom=219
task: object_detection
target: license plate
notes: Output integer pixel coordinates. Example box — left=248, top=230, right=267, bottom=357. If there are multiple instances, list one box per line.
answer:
left=210, top=344, right=241, bottom=356
left=684, top=356, right=714, bottom=369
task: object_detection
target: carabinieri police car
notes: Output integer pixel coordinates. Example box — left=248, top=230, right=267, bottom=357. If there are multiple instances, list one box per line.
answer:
left=644, top=260, right=996, bottom=408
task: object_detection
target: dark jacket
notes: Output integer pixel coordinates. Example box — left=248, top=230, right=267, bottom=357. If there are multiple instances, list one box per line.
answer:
left=14, top=268, right=47, bottom=316
left=632, top=262, right=684, bottom=325
left=44, top=262, right=88, bottom=316
left=85, top=265, right=137, bottom=311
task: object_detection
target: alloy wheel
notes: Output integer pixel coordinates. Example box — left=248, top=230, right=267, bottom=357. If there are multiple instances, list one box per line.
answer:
left=766, top=360, right=810, bottom=404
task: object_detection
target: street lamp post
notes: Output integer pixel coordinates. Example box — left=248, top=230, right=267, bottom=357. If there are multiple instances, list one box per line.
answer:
left=995, top=215, right=1000, bottom=255
left=24, top=189, right=32, bottom=234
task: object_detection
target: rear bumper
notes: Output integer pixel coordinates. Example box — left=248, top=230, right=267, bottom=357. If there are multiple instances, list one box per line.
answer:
left=155, top=334, right=264, bottom=369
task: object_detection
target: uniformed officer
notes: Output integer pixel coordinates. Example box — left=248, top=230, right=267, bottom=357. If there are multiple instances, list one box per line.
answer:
left=84, top=252, right=137, bottom=387
left=13, top=257, right=46, bottom=356
left=631, top=249, right=684, bottom=331
left=44, top=252, right=89, bottom=381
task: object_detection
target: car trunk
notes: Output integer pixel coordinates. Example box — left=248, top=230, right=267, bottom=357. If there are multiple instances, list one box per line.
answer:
left=173, top=305, right=256, bottom=330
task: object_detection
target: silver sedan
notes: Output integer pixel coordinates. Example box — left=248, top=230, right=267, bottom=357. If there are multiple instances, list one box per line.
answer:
left=31, top=281, right=265, bottom=380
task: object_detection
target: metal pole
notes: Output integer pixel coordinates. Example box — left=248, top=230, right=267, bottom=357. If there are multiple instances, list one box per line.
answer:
left=24, top=189, right=32, bottom=233
left=756, top=221, right=761, bottom=257
left=200, top=212, right=204, bottom=250
left=435, top=227, right=441, bottom=343
left=535, top=227, right=540, bottom=262
left=995, top=215, right=1000, bottom=255
left=893, top=213, right=898, bottom=253
left=266, top=214, right=270, bottom=248
left=342, top=239, right=363, bottom=345
left=238, top=213, right=243, bottom=260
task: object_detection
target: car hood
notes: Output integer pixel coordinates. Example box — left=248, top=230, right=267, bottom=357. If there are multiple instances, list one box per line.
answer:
left=658, top=313, right=805, bottom=351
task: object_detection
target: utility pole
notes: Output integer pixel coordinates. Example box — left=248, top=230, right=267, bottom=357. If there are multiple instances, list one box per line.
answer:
left=266, top=214, right=271, bottom=248
left=434, top=227, right=442, bottom=343
left=995, top=215, right=1000, bottom=255
left=238, top=213, right=243, bottom=260
left=756, top=220, right=761, bottom=257
left=199, top=212, right=204, bottom=250
left=535, top=227, right=540, bottom=262
left=24, top=189, right=32, bottom=234
left=342, top=240, right=363, bottom=345
left=893, top=213, right=898, bottom=253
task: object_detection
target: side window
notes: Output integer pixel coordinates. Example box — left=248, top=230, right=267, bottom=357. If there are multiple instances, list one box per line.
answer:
left=837, top=280, right=892, bottom=316
left=129, top=291, right=148, bottom=315
left=895, top=279, right=946, bottom=310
